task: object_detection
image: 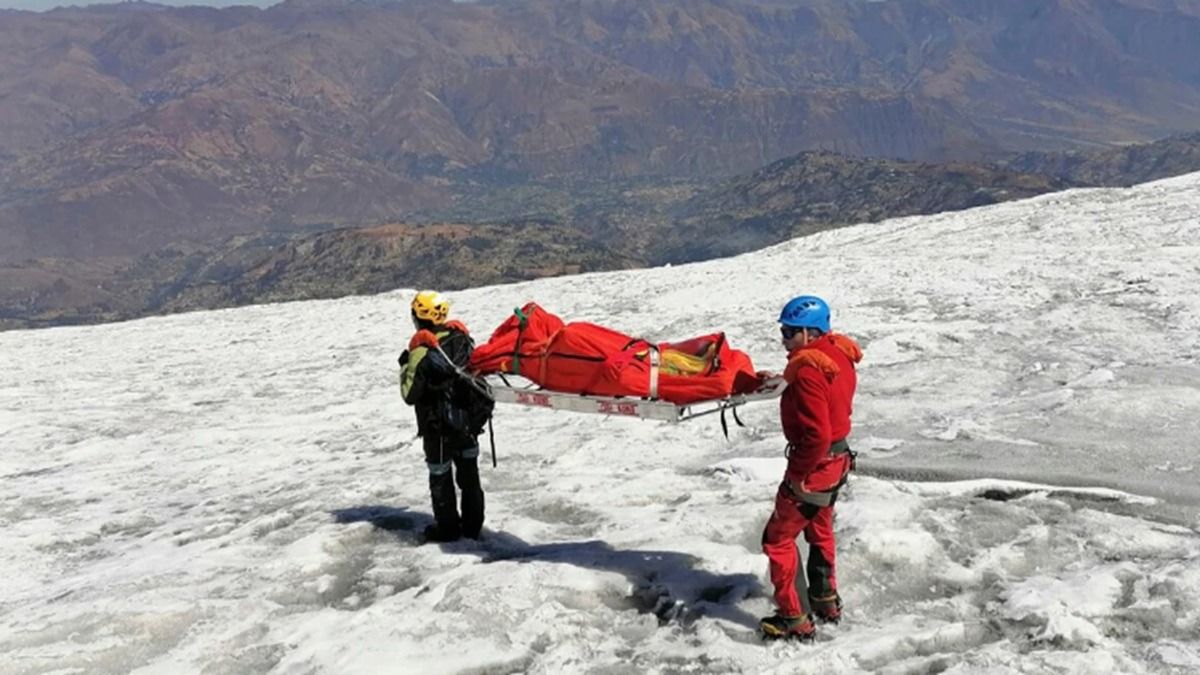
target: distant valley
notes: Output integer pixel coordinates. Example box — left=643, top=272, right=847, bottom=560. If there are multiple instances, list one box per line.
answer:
left=3, top=0, right=1200, bottom=328
left=4, top=0, right=1200, bottom=263
left=4, top=133, right=1198, bottom=330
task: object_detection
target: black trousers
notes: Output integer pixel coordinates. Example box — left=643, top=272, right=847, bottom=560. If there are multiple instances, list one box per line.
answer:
left=424, top=436, right=485, bottom=537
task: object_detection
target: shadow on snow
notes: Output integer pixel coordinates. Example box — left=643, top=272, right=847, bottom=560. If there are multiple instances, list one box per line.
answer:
left=331, top=504, right=764, bottom=631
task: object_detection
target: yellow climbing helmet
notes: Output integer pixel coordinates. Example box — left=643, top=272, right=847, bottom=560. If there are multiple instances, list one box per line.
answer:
left=411, top=290, right=450, bottom=325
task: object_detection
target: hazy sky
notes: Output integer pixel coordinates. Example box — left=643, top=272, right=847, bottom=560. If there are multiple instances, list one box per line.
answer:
left=2, top=0, right=277, bottom=10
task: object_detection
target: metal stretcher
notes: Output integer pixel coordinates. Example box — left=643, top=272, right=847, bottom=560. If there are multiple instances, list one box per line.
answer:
left=485, top=373, right=788, bottom=431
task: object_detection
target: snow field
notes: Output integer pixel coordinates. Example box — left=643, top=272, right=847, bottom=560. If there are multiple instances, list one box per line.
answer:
left=3, top=174, right=1200, bottom=673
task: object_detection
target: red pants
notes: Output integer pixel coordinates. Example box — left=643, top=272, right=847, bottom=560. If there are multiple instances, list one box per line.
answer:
left=762, top=487, right=838, bottom=617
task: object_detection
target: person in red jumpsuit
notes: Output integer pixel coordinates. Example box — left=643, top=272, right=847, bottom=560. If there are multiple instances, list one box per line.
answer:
left=760, top=295, right=863, bottom=641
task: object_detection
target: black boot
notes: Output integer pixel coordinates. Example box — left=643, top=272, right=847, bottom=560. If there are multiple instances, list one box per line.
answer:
left=422, top=523, right=462, bottom=543
left=810, top=591, right=842, bottom=624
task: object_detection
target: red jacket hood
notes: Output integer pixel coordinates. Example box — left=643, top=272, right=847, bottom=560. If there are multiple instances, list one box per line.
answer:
left=783, top=333, right=862, bottom=384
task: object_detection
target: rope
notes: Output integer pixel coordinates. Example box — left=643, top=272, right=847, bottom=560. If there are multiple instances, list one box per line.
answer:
left=433, top=343, right=494, bottom=401
left=432, top=341, right=498, bottom=469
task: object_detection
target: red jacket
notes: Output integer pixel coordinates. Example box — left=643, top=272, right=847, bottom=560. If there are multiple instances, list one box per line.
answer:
left=779, top=333, right=862, bottom=491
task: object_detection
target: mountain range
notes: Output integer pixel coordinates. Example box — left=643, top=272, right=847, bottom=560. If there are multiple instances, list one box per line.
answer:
left=3, top=0, right=1200, bottom=264
left=5, top=133, right=1200, bottom=330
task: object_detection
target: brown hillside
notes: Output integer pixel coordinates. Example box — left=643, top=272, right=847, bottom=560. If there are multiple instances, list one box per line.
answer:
left=3, top=0, right=1200, bottom=262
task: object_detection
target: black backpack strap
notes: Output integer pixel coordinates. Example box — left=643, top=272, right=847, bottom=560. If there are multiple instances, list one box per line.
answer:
left=719, top=404, right=747, bottom=440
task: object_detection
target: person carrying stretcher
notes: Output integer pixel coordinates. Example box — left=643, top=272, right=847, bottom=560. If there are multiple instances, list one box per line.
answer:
left=399, top=291, right=487, bottom=543
left=759, top=295, right=864, bottom=641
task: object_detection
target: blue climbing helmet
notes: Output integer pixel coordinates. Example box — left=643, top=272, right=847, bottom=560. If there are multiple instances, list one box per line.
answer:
left=779, top=295, right=830, bottom=333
